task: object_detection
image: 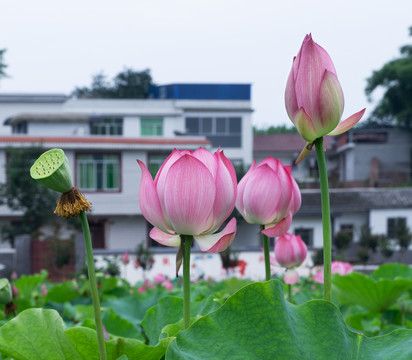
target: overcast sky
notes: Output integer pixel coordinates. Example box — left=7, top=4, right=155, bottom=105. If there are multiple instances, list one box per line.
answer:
left=0, top=1, right=411, bottom=128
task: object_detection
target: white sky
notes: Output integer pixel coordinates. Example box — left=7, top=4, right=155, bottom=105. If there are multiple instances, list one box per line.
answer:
left=0, top=0, right=411, bottom=128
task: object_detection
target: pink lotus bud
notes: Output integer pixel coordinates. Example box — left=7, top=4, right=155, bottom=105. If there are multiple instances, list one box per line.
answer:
left=285, top=34, right=365, bottom=142
left=163, top=279, right=174, bottom=290
left=138, top=148, right=237, bottom=252
left=11, top=271, right=18, bottom=281
left=42, top=288, right=48, bottom=297
left=236, top=157, right=301, bottom=237
left=11, top=285, right=19, bottom=298
left=138, top=286, right=146, bottom=293
left=122, top=251, right=130, bottom=266
left=153, top=273, right=166, bottom=284
left=274, top=233, right=307, bottom=269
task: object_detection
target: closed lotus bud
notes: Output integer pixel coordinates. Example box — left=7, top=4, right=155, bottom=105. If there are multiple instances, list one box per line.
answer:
left=285, top=34, right=365, bottom=142
left=236, top=157, right=301, bottom=237
left=274, top=233, right=307, bottom=269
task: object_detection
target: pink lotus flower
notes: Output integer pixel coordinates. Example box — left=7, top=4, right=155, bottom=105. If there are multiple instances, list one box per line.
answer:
left=138, top=148, right=237, bottom=252
left=163, top=279, right=174, bottom=290
left=313, top=261, right=354, bottom=284
left=122, top=251, right=130, bottom=266
left=285, top=34, right=365, bottom=142
left=153, top=273, right=166, bottom=284
left=274, top=233, right=307, bottom=269
left=236, top=157, right=301, bottom=237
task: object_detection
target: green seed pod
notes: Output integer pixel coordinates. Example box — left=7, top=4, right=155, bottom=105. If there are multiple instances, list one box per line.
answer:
left=0, top=278, right=12, bottom=305
left=30, top=148, right=73, bottom=193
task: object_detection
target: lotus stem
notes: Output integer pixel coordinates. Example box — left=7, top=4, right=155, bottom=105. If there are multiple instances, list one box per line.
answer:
left=261, top=227, right=271, bottom=281
left=80, top=211, right=107, bottom=360
left=183, top=235, right=192, bottom=329
left=315, top=137, right=332, bottom=302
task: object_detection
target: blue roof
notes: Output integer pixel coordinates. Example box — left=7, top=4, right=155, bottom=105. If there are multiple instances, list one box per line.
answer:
left=148, top=83, right=251, bottom=100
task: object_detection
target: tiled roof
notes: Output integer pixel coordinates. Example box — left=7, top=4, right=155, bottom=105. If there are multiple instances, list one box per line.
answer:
left=254, top=134, right=333, bottom=152
left=298, top=187, right=412, bottom=216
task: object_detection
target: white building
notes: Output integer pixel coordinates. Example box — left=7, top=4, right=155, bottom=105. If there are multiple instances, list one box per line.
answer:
left=0, top=84, right=254, bottom=252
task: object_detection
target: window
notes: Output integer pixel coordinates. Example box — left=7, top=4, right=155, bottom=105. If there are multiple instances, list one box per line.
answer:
left=77, top=154, right=120, bottom=191
left=294, top=228, right=314, bottom=247
left=185, top=117, right=242, bottom=147
left=141, top=118, right=163, bottom=136
left=90, top=117, right=123, bottom=135
left=148, top=153, right=169, bottom=178
left=12, top=122, right=27, bottom=134
left=387, top=217, right=406, bottom=238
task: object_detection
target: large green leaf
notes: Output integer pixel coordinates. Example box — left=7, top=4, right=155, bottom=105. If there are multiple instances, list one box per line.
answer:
left=45, top=280, right=80, bottom=303
left=102, top=308, right=145, bottom=341
left=332, top=272, right=412, bottom=312
left=371, top=263, right=412, bottom=280
left=14, top=271, right=48, bottom=300
left=141, top=295, right=221, bottom=345
left=0, top=308, right=165, bottom=360
left=0, top=308, right=86, bottom=359
left=166, top=280, right=412, bottom=360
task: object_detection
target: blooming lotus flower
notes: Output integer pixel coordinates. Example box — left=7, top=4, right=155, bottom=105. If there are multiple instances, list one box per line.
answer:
left=274, top=233, right=307, bottom=269
left=285, top=34, right=365, bottom=143
left=137, top=148, right=237, bottom=252
left=236, top=157, right=301, bottom=237
left=313, top=261, right=354, bottom=284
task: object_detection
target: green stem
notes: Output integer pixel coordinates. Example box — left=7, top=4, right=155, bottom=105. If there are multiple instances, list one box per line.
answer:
left=80, top=211, right=107, bottom=360
left=315, top=137, right=332, bottom=302
left=183, top=235, right=192, bottom=329
left=288, top=284, right=292, bottom=302
left=261, top=227, right=271, bottom=281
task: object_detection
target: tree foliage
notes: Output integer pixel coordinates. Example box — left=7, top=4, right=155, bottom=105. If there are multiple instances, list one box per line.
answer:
left=72, top=68, right=154, bottom=99
left=0, top=49, right=7, bottom=79
left=253, top=124, right=298, bottom=135
left=0, top=147, right=59, bottom=244
left=365, top=26, right=412, bottom=127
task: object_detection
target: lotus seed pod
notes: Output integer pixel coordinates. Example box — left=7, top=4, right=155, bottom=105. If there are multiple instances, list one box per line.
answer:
left=0, top=279, right=12, bottom=305
left=30, top=148, right=73, bottom=193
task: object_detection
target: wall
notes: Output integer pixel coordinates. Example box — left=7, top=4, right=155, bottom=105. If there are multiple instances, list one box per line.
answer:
left=369, top=208, right=412, bottom=235
left=333, top=212, right=368, bottom=242
left=105, top=215, right=147, bottom=250
left=290, top=217, right=323, bottom=248
left=28, top=121, right=88, bottom=136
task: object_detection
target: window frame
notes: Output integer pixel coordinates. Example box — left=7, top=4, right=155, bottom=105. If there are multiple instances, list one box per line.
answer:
left=141, top=117, right=163, bottom=136
left=75, top=152, right=121, bottom=193
left=90, top=117, right=123, bottom=136
left=294, top=227, right=314, bottom=248
left=387, top=217, right=407, bottom=239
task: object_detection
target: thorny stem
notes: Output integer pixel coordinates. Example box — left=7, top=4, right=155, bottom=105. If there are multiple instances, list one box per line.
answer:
left=80, top=211, right=107, bottom=360
left=315, top=137, right=332, bottom=302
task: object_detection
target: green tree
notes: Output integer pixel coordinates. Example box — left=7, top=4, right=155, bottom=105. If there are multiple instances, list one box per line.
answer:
left=334, top=230, right=352, bottom=260
left=0, top=49, right=7, bottom=79
left=0, top=147, right=61, bottom=244
left=73, top=68, right=154, bottom=99
left=396, top=222, right=412, bottom=262
left=365, top=26, right=412, bottom=127
left=253, top=124, right=298, bottom=135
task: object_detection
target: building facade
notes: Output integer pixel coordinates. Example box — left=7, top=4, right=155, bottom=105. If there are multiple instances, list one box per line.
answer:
left=0, top=84, right=253, bottom=252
